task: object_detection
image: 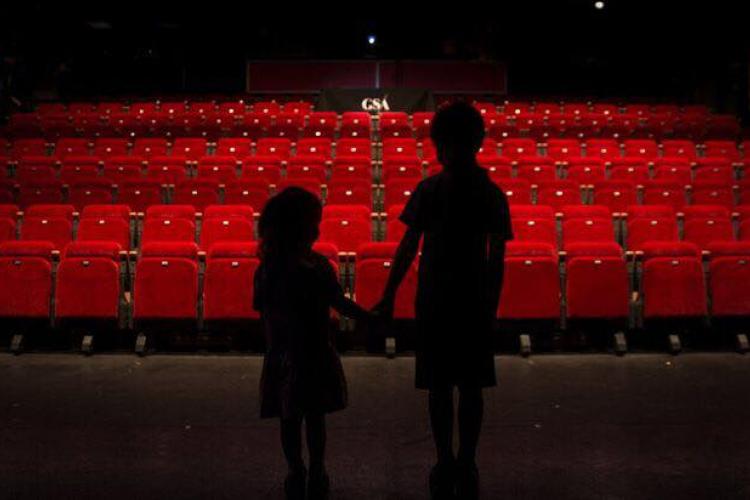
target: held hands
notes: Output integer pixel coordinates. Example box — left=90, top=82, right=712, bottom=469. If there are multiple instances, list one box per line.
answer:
left=370, top=294, right=396, bottom=323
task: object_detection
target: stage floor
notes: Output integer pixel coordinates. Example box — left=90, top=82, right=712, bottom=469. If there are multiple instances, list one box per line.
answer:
left=1, top=353, right=749, bottom=500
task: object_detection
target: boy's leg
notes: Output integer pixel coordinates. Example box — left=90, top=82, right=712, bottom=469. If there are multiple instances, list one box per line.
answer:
left=305, top=413, right=327, bottom=475
left=428, top=387, right=455, bottom=465
left=457, top=385, right=483, bottom=466
left=280, top=416, right=305, bottom=473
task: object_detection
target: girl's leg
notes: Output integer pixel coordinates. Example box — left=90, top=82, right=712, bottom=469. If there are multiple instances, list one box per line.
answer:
left=457, top=386, right=483, bottom=466
left=305, top=413, right=327, bottom=475
left=428, top=388, right=455, bottom=465
left=280, top=416, right=305, bottom=473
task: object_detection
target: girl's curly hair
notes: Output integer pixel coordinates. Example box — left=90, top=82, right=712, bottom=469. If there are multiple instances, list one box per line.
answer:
left=258, top=187, right=322, bottom=263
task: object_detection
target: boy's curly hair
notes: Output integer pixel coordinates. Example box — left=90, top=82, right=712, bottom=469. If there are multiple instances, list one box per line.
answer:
left=430, top=101, right=486, bottom=154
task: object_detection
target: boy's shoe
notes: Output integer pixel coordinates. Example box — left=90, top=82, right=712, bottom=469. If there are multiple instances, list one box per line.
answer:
left=284, top=467, right=307, bottom=500
left=429, top=461, right=456, bottom=500
left=307, top=470, right=330, bottom=500
left=455, top=462, right=479, bottom=500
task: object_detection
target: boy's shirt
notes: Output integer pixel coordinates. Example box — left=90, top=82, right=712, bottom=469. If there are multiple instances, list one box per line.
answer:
left=399, top=165, right=513, bottom=320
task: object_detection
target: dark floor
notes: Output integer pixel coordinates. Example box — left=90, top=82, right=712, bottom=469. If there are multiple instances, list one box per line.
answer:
left=1, top=353, right=749, bottom=500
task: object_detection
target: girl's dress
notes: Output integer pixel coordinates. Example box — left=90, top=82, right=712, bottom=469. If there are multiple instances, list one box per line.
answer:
left=254, top=251, right=348, bottom=419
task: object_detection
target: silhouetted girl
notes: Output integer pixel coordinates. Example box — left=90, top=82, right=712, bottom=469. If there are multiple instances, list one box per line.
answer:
left=254, top=187, right=371, bottom=500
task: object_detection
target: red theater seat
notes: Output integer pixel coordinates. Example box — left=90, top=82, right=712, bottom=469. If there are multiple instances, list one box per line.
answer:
left=336, top=138, right=371, bottom=159
left=55, top=241, right=122, bottom=321
left=682, top=216, right=734, bottom=250
left=134, top=242, right=199, bottom=320
left=199, top=217, right=254, bottom=251
left=331, top=157, right=372, bottom=182
left=623, top=139, right=658, bottom=159
left=642, top=181, right=687, bottom=210
left=626, top=216, right=678, bottom=251
left=653, top=158, right=692, bottom=183
left=20, top=215, right=72, bottom=250
left=0, top=241, right=55, bottom=319
left=241, top=157, right=282, bottom=184
left=661, top=140, right=697, bottom=161
left=355, top=242, right=417, bottom=319
left=319, top=205, right=372, bottom=254
left=117, top=181, right=164, bottom=212
left=494, top=178, right=532, bottom=205
left=203, top=242, right=260, bottom=321
left=340, top=112, right=371, bottom=138
left=67, top=180, right=115, bottom=210
left=222, top=181, right=269, bottom=209
left=382, top=138, right=418, bottom=159
left=145, top=156, right=188, bottom=184
left=286, top=157, right=327, bottom=183
left=706, top=242, right=750, bottom=317
left=382, top=157, right=423, bottom=184
left=93, top=138, right=129, bottom=158
left=561, top=216, right=615, bottom=248
left=141, top=217, right=196, bottom=244
left=693, top=158, right=734, bottom=183
left=499, top=242, right=560, bottom=320
left=55, top=138, right=90, bottom=158
left=704, top=140, right=741, bottom=161
left=77, top=216, right=131, bottom=250
left=690, top=181, right=735, bottom=208
left=609, top=158, right=651, bottom=183
left=565, top=242, right=629, bottom=319
left=516, top=156, right=557, bottom=183
left=412, top=112, right=434, bottom=140
left=11, top=139, right=47, bottom=158
left=594, top=180, right=638, bottom=212
left=172, top=180, right=220, bottom=210
left=566, top=158, right=607, bottom=184
left=256, top=138, right=292, bottom=160
left=546, top=139, right=582, bottom=163
left=585, top=139, right=620, bottom=159
left=510, top=205, right=557, bottom=246
left=18, top=181, right=64, bottom=208
left=536, top=181, right=583, bottom=209
left=0, top=216, right=16, bottom=242
left=297, top=138, right=333, bottom=158
left=641, top=242, right=706, bottom=319
left=196, top=157, right=240, bottom=184
left=216, top=138, right=253, bottom=157
left=132, top=138, right=168, bottom=158
left=501, top=138, right=537, bottom=160
left=326, top=179, right=373, bottom=207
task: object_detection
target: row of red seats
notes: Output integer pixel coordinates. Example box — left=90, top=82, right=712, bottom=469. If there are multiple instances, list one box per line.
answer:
left=7, top=105, right=742, bottom=141
left=4, top=176, right=750, bottom=215
left=4, top=202, right=750, bottom=257
left=2, top=238, right=749, bottom=329
left=33, top=101, right=311, bottom=116
left=510, top=204, right=749, bottom=252
left=31, top=101, right=710, bottom=118
left=4, top=137, right=748, bottom=164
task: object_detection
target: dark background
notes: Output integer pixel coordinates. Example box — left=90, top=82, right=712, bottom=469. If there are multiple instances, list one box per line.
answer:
left=1, top=1, right=749, bottom=114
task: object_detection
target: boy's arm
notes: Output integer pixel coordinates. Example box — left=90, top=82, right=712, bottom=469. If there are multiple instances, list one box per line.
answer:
left=373, top=226, right=422, bottom=318
left=486, top=233, right=507, bottom=318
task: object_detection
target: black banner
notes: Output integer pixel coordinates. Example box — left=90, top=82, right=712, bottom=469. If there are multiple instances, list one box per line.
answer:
left=317, top=88, right=434, bottom=114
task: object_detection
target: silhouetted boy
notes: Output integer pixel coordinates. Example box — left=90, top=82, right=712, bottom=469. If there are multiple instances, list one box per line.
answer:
left=374, top=101, right=513, bottom=500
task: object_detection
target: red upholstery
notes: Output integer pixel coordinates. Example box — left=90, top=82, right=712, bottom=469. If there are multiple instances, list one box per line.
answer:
left=355, top=242, right=417, bottom=319
left=203, top=242, right=260, bottom=320
left=134, top=243, right=198, bottom=320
